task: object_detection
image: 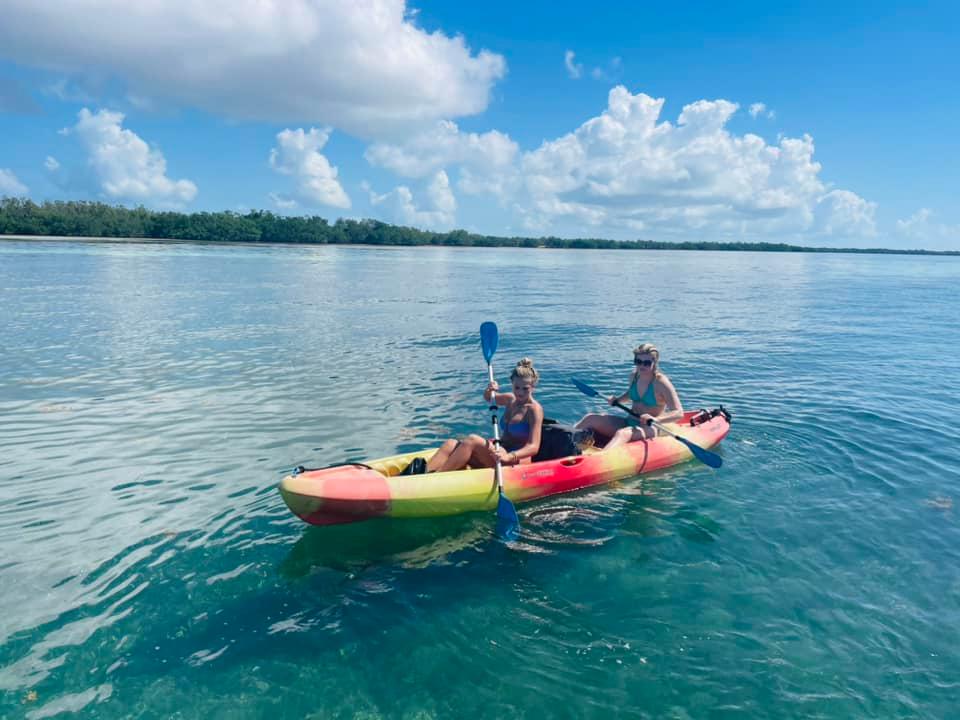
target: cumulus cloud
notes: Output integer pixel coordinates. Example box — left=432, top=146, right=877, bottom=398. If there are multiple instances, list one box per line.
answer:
left=814, top=190, right=877, bottom=237
left=518, top=87, right=877, bottom=239
left=564, top=51, right=583, bottom=79
left=0, top=168, right=28, bottom=196
left=896, top=208, right=960, bottom=250
left=62, top=108, right=197, bottom=205
left=269, top=127, right=350, bottom=210
left=0, top=0, right=506, bottom=138
left=384, top=86, right=873, bottom=241
left=365, top=120, right=518, bottom=182
left=44, top=156, right=60, bottom=172
left=749, top=102, right=775, bottom=119
left=369, top=170, right=456, bottom=229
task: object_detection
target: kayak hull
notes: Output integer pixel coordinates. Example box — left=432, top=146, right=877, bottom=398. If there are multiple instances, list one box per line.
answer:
left=280, top=408, right=730, bottom=526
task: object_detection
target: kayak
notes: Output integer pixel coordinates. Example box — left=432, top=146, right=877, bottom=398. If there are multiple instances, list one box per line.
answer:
left=279, top=408, right=731, bottom=526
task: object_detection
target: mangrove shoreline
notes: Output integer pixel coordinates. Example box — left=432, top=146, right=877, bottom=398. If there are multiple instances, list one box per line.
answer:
left=2, top=198, right=956, bottom=256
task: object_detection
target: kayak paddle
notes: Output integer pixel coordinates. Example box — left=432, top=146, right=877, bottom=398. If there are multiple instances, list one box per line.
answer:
left=481, top=322, right=520, bottom=540
left=570, top=376, right=723, bottom=469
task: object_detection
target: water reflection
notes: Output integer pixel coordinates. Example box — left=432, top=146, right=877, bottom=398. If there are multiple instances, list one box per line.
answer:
left=2, top=240, right=959, bottom=718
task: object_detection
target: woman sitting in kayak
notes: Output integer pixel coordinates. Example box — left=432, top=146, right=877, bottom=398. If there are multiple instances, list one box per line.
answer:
left=574, top=343, right=683, bottom=451
left=423, top=357, right=544, bottom=473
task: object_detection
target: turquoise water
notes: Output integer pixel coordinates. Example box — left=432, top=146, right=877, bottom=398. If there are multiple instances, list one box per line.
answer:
left=1, top=239, right=959, bottom=719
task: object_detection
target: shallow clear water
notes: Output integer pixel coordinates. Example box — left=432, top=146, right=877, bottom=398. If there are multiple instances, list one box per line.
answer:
left=1, top=239, right=959, bottom=718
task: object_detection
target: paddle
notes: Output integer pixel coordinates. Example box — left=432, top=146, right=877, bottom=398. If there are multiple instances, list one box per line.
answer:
left=570, top=377, right=723, bottom=469
left=481, top=322, right=520, bottom=540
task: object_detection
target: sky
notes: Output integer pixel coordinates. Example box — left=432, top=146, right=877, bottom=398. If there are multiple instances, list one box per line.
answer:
left=0, top=0, right=957, bottom=250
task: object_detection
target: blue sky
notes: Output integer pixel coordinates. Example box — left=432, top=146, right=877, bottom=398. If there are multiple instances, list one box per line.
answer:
left=1, top=0, right=957, bottom=249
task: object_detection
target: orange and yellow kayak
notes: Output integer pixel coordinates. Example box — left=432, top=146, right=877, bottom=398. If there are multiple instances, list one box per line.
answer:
left=279, top=408, right=730, bottom=526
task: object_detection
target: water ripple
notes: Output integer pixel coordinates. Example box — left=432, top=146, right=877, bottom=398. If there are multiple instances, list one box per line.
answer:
left=2, top=242, right=960, bottom=718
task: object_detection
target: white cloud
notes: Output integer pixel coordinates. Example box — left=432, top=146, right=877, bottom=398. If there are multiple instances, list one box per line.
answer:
left=0, top=168, right=28, bottom=196
left=0, top=0, right=506, bottom=138
left=814, top=190, right=877, bottom=237
left=267, top=192, right=298, bottom=210
left=563, top=51, right=622, bottom=83
left=269, top=127, right=350, bottom=209
left=63, top=108, right=197, bottom=205
left=365, top=120, right=518, bottom=181
left=44, top=78, right=95, bottom=104
left=516, top=87, right=878, bottom=240
left=588, top=56, right=624, bottom=83
left=897, top=208, right=933, bottom=234
left=896, top=208, right=960, bottom=250
left=369, top=170, right=456, bottom=229
left=410, top=86, right=874, bottom=242
left=44, top=156, right=60, bottom=172
left=564, top=50, right=583, bottom=80
left=749, top=102, right=775, bottom=119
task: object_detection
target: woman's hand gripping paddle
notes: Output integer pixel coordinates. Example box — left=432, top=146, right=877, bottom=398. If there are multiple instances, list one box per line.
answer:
left=481, top=322, right=520, bottom=539
left=570, top=377, right=722, bottom=469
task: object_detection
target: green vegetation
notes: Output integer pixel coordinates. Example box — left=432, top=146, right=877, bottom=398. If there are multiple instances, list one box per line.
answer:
left=1, top=197, right=956, bottom=255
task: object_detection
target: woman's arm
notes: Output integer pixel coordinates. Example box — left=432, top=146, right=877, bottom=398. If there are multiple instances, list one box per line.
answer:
left=503, top=403, right=544, bottom=464
left=652, top=375, right=684, bottom=424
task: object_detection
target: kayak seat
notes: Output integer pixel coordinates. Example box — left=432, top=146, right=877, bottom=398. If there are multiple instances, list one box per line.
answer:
left=532, top=419, right=582, bottom=462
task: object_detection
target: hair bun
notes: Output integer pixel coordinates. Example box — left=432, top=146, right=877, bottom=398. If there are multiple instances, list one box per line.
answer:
left=510, top=357, right=540, bottom=383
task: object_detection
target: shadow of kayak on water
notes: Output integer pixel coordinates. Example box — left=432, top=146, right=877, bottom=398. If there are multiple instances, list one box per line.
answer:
left=278, top=514, right=492, bottom=578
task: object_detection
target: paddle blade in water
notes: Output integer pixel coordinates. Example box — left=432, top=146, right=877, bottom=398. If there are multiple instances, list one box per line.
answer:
left=495, top=494, right=520, bottom=540
left=679, top=436, right=724, bottom=468
left=650, top=419, right=724, bottom=469
left=570, top=377, right=601, bottom=398
left=480, top=322, right=499, bottom=364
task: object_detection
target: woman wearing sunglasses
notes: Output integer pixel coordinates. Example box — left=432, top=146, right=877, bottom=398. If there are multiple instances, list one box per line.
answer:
left=574, top=343, right=684, bottom=451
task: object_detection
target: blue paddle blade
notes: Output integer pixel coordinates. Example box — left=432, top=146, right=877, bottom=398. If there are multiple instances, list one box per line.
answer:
left=480, top=322, right=499, bottom=364
left=677, top=436, right=723, bottom=468
left=495, top=493, right=520, bottom=540
left=570, top=377, right=601, bottom=398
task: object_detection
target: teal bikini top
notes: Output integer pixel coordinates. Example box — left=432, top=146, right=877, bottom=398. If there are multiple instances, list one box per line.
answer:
left=629, top=378, right=658, bottom=406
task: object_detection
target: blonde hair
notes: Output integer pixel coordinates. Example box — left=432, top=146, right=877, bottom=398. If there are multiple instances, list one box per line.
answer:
left=633, top=343, right=661, bottom=379
left=510, top=357, right=540, bottom=384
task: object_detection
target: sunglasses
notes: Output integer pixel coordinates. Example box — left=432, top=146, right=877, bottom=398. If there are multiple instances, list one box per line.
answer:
left=633, top=357, right=654, bottom=367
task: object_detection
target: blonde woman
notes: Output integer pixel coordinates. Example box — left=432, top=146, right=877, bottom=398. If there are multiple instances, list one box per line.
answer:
left=574, top=343, right=683, bottom=451
left=422, top=358, right=544, bottom=474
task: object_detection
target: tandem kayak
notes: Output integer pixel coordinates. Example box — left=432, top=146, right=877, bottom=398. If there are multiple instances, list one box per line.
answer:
left=279, top=408, right=731, bottom=526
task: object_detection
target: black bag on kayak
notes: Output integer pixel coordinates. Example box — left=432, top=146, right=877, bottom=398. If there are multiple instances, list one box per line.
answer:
left=532, top=419, right=581, bottom=462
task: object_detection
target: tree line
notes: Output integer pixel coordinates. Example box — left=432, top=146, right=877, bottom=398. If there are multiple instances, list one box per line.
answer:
left=1, top=197, right=956, bottom=255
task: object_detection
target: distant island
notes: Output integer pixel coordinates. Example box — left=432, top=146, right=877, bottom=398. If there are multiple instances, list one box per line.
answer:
left=2, top=197, right=957, bottom=256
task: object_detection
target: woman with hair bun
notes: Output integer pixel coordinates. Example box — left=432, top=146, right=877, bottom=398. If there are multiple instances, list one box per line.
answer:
left=574, top=343, right=683, bottom=451
left=421, top=357, right=544, bottom=474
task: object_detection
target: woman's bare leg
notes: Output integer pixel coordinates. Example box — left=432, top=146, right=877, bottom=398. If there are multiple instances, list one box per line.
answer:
left=438, top=434, right=487, bottom=472
left=574, top=414, right=628, bottom=444
left=602, top=424, right=654, bottom=452
left=426, top=439, right=459, bottom=473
